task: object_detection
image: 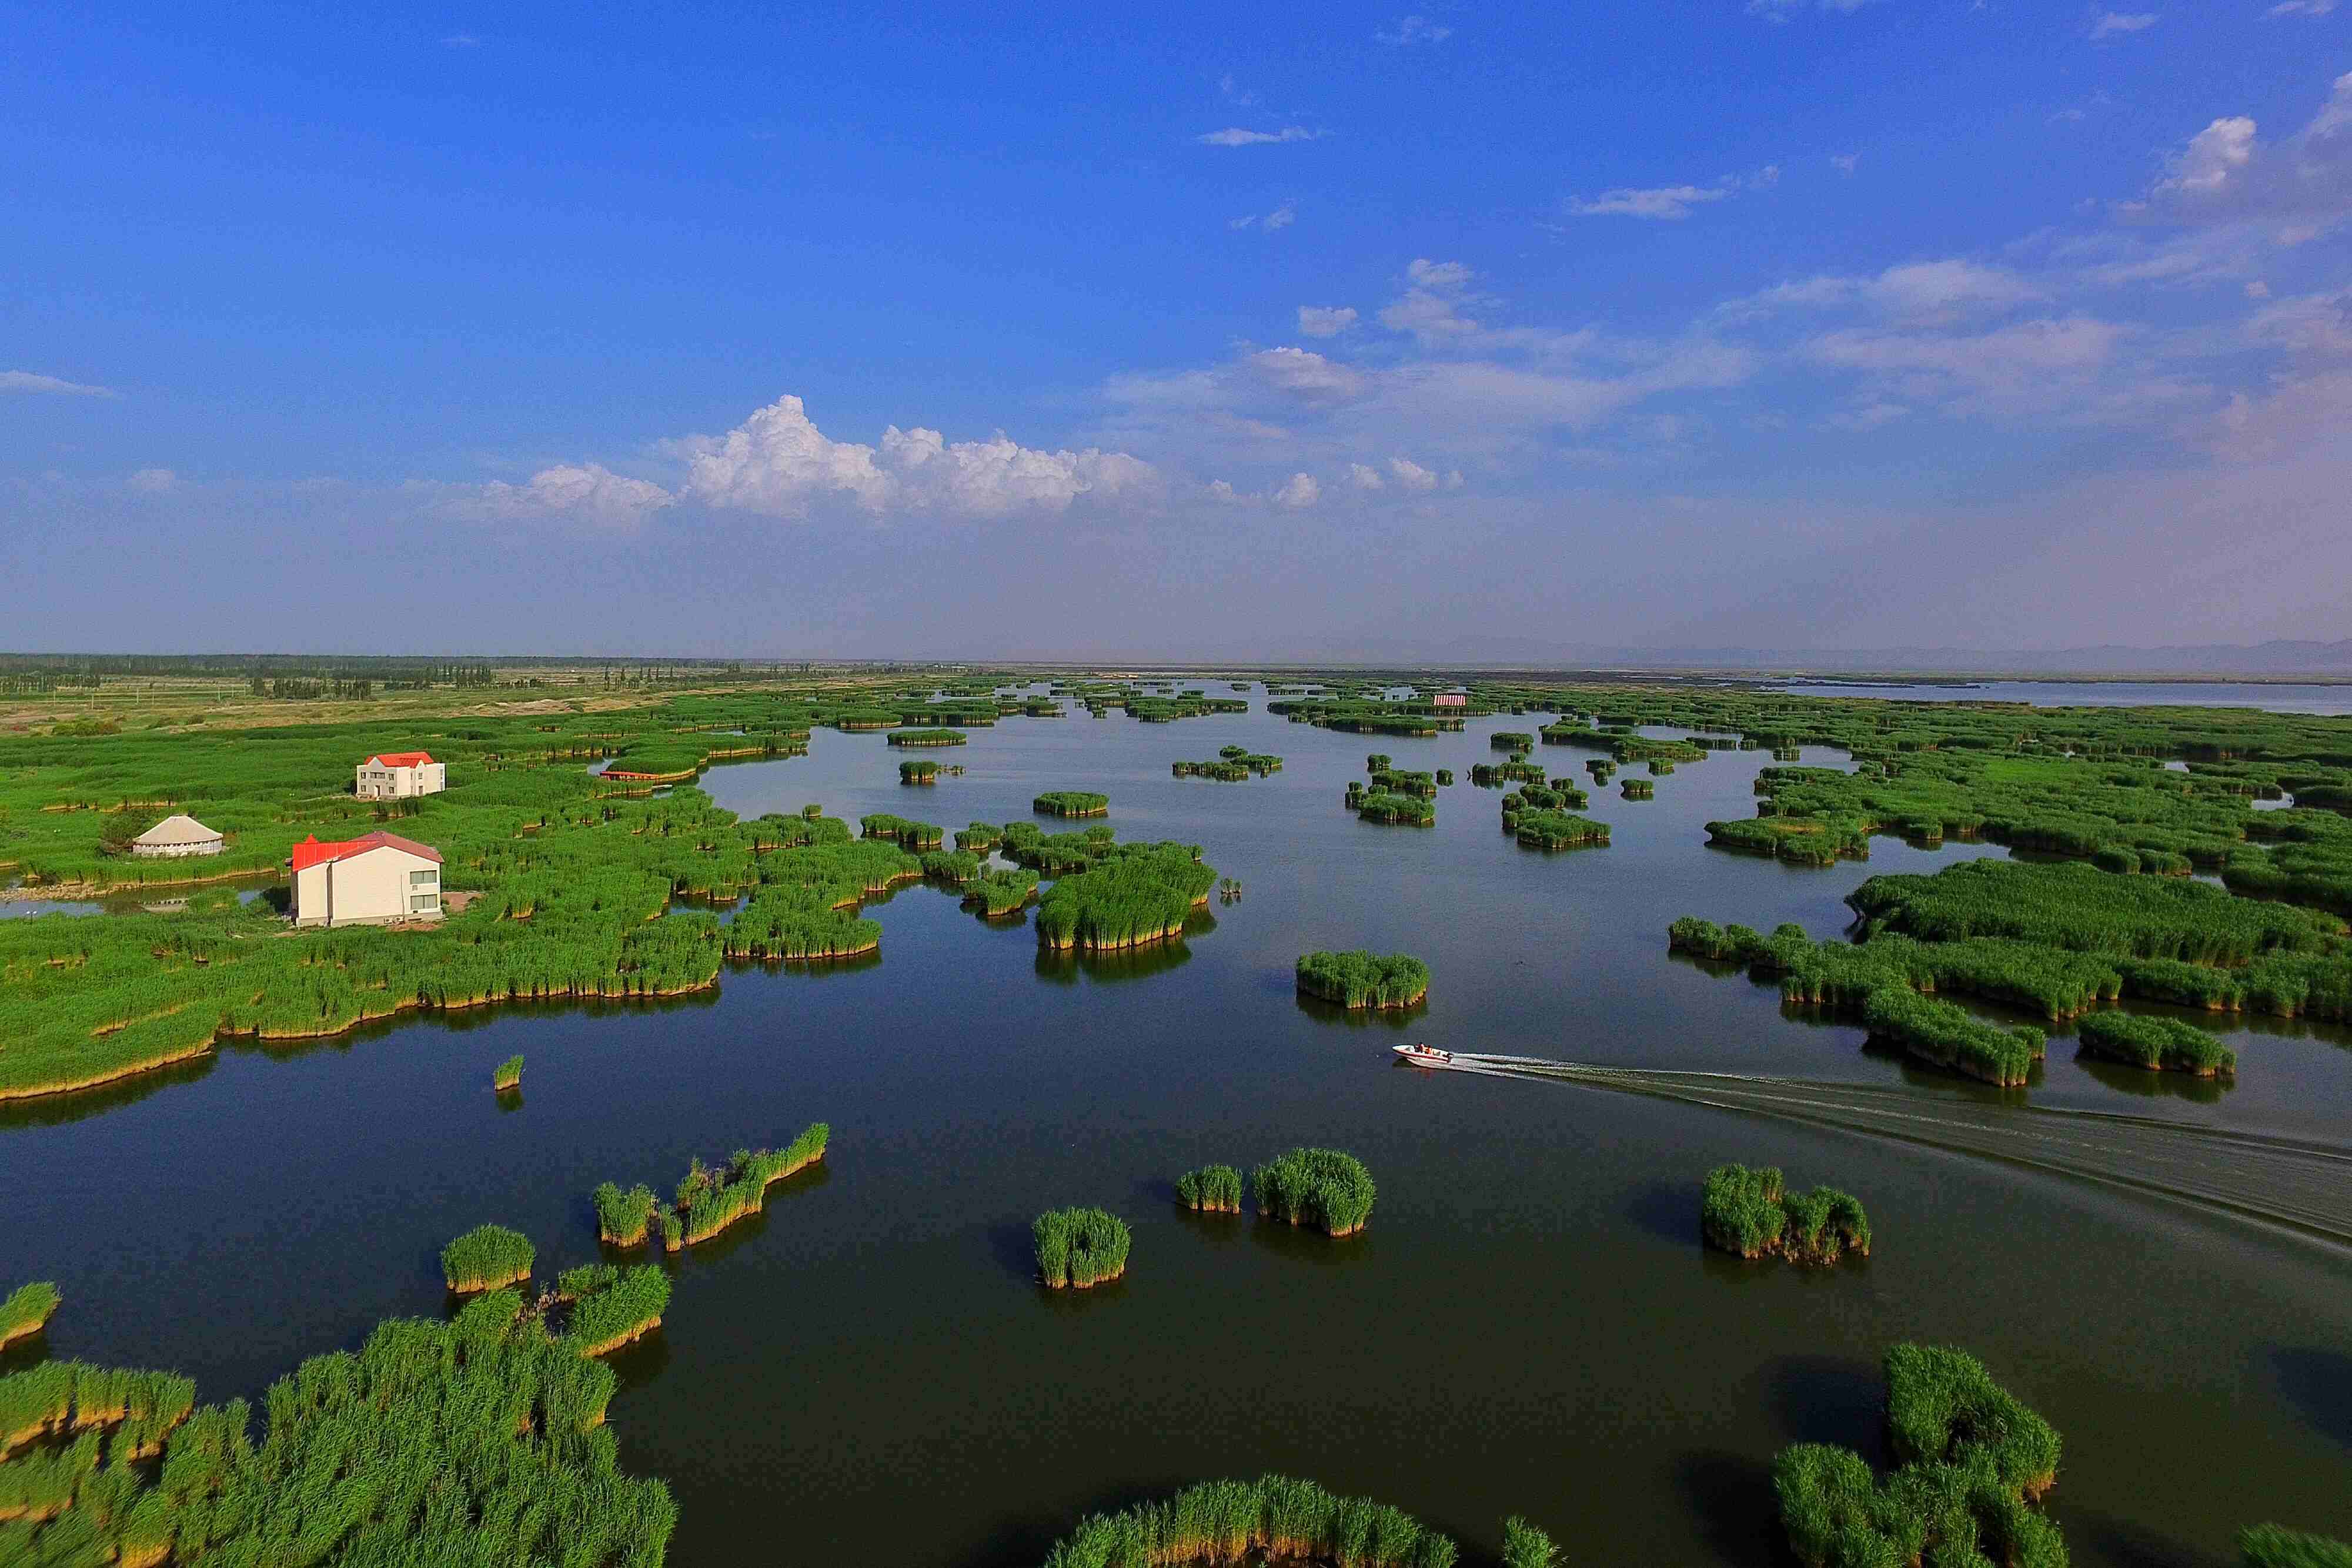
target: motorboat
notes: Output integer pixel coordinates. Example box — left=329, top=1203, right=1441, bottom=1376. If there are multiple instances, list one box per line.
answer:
left=1392, top=1042, right=1453, bottom=1067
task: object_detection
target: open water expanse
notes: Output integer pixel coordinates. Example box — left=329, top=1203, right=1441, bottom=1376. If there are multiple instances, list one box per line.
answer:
left=5, top=688, right=2351, bottom=1565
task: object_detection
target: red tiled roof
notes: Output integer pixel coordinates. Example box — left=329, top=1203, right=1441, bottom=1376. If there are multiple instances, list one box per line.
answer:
left=365, top=751, right=436, bottom=768
left=290, top=831, right=443, bottom=871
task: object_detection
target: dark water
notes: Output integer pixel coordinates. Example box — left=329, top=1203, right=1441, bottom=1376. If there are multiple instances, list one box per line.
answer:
left=5, top=693, right=2351, bottom=1566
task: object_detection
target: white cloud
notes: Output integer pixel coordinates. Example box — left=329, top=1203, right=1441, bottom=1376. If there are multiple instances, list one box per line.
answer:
left=1297, top=306, right=1358, bottom=337
left=1348, top=462, right=1385, bottom=490
left=1731, top=260, right=2044, bottom=323
left=2266, top=0, right=2336, bottom=14
left=1406, top=258, right=1474, bottom=289
left=1832, top=153, right=1860, bottom=175
left=2136, top=75, right=2352, bottom=225
left=126, top=467, right=177, bottom=494
left=1197, top=126, right=1323, bottom=147
left=2, top=369, right=117, bottom=397
left=1388, top=456, right=1440, bottom=490
left=441, top=32, right=480, bottom=46
left=1376, top=15, right=1453, bottom=45
left=1564, top=169, right=1778, bottom=220
left=679, top=393, right=1157, bottom=521
left=1748, top=0, right=1877, bottom=19
left=1272, top=472, right=1320, bottom=509
left=2089, top=11, right=2159, bottom=38
left=1244, top=346, right=1368, bottom=403
left=1230, top=202, right=1295, bottom=231
left=457, top=463, right=674, bottom=527
left=2161, top=118, right=2257, bottom=195
left=1207, top=479, right=1244, bottom=503
left=1380, top=260, right=1481, bottom=339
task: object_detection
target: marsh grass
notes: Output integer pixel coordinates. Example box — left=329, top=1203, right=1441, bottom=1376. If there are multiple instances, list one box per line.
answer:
left=1700, top=1165, right=1870, bottom=1263
left=1295, top=951, right=1430, bottom=1009
left=1175, top=1165, right=1244, bottom=1213
left=441, top=1224, right=534, bottom=1292
left=1032, top=1206, right=1132, bottom=1289
left=492, top=1054, right=523, bottom=1092
left=0, top=1283, right=61, bottom=1352
left=1253, top=1148, right=1375, bottom=1237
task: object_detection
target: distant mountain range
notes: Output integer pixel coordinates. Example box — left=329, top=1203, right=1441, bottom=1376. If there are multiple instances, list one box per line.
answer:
left=1284, top=638, right=2352, bottom=680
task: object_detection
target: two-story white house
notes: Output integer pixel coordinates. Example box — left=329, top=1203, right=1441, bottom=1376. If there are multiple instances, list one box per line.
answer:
left=355, top=751, right=447, bottom=800
left=290, top=831, right=443, bottom=928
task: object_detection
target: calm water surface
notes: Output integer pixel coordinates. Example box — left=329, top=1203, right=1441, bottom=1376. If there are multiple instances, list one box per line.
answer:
left=4, top=691, right=2350, bottom=1566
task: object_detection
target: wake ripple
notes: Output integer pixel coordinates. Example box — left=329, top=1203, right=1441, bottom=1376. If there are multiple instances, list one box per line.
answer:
left=1441, top=1054, right=2352, bottom=1251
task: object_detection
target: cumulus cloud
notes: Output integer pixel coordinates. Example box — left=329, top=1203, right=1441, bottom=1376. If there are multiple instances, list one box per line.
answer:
left=1244, top=347, right=1368, bottom=403
left=1198, top=126, right=1323, bottom=147
left=2, top=369, right=116, bottom=397
left=1730, top=260, right=2044, bottom=323
left=2139, top=75, right=2352, bottom=224
left=456, top=463, right=676, bottom=527
left=1388, top=456, right=1440, bottom=490
left=1271, top=472, right=1320, bottom=509
left=126, top=468, right=178, bottom=494
left=2089, top=11, right=2159, bottom=39
left=1406, top=258, right=1474, bottom=289
left=1348, top=462, right=1385, bottom=490
left=1376, top=15, right=1452, bottom=45
left=1379, top=259, right=1482, bottom=339
left=677, top=393, right=1157, bottom=521
left=2266, top=0, right=2336, bottom=14
left=1297, top=306, right=1358, bottom=337
left=1566, top=169, right=1778, bottom=220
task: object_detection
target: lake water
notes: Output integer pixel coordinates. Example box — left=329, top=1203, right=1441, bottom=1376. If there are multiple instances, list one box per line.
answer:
left=1770, top=680, right=2352, bottom=716
left=4, top=691, right=2350, bottom=1566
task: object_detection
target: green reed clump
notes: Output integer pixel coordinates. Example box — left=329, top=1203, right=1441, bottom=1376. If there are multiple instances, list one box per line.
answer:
left=2241, top=1525, right=2352, bottom=1567
left=2076, top=1012, right=2237, bottom=1076
left=441, top=1223, right=535, bottom=1292
left=1355, top=791, right=1436, bottom=826
left=592, top=1181, right=660, bottom=1247
left=1861, top=988, right=2045, bottom=1087
left=1175, top=1165, right=1243, bottom=1213
left=1032, top=1206, right=1132, bottom=1289
left=1502, top=1516, right=1561, bottom=1568
left=492, top=1054, right=523, bottom=1091
left=886, top=728, right=967, bottom=747
left=663, top=1124, right=830, bottom=1247
left=1253, top=1148, right=1376, bottom=1236
left=1776, top=1345, right=2062, bottom=1568
left=1034, top=843, right=1216, bottom=951
left=1034, top=791, right=1111, bottom=818
left=1622, top=779, right=1654, bottom=800
left=921, top=849, right=983, bottom=883
left=1702, top=1165, right=1870, bottom=1263
left=1037, top=1473, right=1462, bottom=1568
left=956, top=821, right=1005, bottom=852
left=563, top=1265, right=673, bottom=1358
left=1513, top=810, right=1610, bottom=851
left=1435, top=768, right=1453, bottom=786
left=965, top=868, right=1041, bottom=917
left=1492, top=732, right=1536, bottom=751
left=860, top=813, right=944, bottom=850
left=1296, top=950, right=1430, bottom=1009
left=898, top=760, right=939, bottom=784
left=0, top=1282, right=60, bottom=1351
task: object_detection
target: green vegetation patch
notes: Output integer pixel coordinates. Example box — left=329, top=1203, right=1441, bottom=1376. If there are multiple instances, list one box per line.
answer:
left=442, top=1223, right=535, bottom=1292
left=1037, top=1474, right=1464, bottom=1568
left=1034, top=843, right=1217, bottom=951
left=964, top=868, right=1040, bottom=917
left=1701, top=1165, right=1870, bottom=1263
left=1175, top=1165, right=1243, bottom=1213
left=1776, top=1345, right=2062, bottom=1568
left=1296, top=950, right=1430, bottom=1009
left=2242, top=1525, right=2352, bottom=1567
left=1032, top=1206, right=1131, bottom=1289
left=886, top=728, right=967, bottom=747
left=2076, top=1011, right=2237, bottom=1076
left=1, top=1281, right=61, bottom=1351
left=1512, top=810, right=1610, bottom=851
left=492, top=1054, right=523, bottom=1091
left=1253, top=1148, right=1376, bottom=1237
left=1034, top=791, right=1111, bottom=818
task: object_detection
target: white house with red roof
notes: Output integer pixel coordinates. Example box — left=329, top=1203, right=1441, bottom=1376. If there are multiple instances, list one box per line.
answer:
left=290, top=831, right=443, bottom=928
left=355, top=750, right=446, bottom=800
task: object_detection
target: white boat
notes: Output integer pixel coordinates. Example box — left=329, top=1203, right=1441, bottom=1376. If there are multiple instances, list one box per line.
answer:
left=1392, top=1042, right=1453, bottom=1067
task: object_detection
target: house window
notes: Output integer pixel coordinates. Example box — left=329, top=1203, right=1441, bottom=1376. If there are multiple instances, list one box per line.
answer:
left=411, top=894, right=439, bottom=912
left=410, top=870, right=436, bottom=886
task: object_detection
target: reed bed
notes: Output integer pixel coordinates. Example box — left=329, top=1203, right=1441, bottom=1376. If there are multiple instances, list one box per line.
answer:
left=0, top=1283, right=59, bottom=1352
left=2076, top=1012, right=2237, bottom=1076
left=1034, top=844, right=1217, bottom=951
left=1034, top=791, right=1111, bottom=818
left=1252, top=1148, right=1376, bottom=1236
left=562, top=1265, right=673, bottom=1358
left=1175, top=1165, right=1244, bottom=1213
left=492, top=1054, right=523, bottom=1091
left=1491, top=732, right=1536, bottom=751
left=1701, top=1165, right=1870, bottom=1263
left=1502, top=1516, right=1561, bottom=1568
left=860, top=813, right=945, bottom=850
left=2241, top=1526, right=2352, bottom=1567
left=1032, top=1206, right=1132, bottom=1289
left=1776, top=1345, right=2062, bottom=1568
left=965, top=868, right=1041, bottom=917
left=886, top=728, right=968, bottom=747
left=922, top=850, right=983, bottom=884
left=1621, top=780, right=1654, bottom=800
left=1860, top=988, right=2045, bottom=1087
left=1512, top=810, right=1610, bottom=851
left=1354, top=791, right=1436, bottom=826
left=957, top=822, right=1005, bottom=853
left=1296, top=951, right=1430, bottom=1009
left=899, top=760, right=939, bottom=784
left=663, top=1124, right=831, bottom=1248
left=442, top=1223, right=535, bottom=1292
left=1037, top=1474, right=1461, bottom=1568
left=593, top=1182, right=660, bottom=1247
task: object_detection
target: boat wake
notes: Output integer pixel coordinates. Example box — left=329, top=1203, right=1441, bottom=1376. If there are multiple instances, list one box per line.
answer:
left=1437, top=1053, right=2352, bottom=1251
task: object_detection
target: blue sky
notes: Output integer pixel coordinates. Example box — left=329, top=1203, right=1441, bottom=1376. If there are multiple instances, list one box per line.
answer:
left=6, top=1, right=2349, bottom=657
